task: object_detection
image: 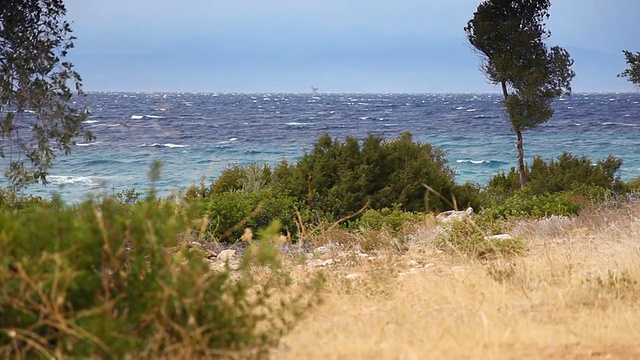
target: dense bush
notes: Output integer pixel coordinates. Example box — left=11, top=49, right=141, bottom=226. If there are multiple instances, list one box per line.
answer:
left=355, top=208, right=425, bottom=234
left=202, top=190, right=298, bottom=242
left=193, top=132, right=481, bottom=241
left=0, top=195, right=320, bottom=358
left=285, top=132, right=463, bottom=215
left=435, top=220, right=525, bottom=258
left=487, top=152, right=625, bottom=198
left=481, top=190, right=582, bottom=220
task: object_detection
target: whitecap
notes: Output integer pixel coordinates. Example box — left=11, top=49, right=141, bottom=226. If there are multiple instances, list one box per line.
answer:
left=457, top=159, right=489, bottom=164
left=145, top=115, right=164, bottom=119
left=229, top=138, right=238, bottom=141
left=602, top=122, right=638, bottom=127
left=286, top=122, right=311, bottom=126
left=76, top=142, right=100, bottom=147
left=83, top=120, right=99, bottom=124
left=466, top=109, right=477, bottom=112
left=455, top=106, right=465, bottom=110
left=131, top=115, right=144, bottom=120
left=48, top=175, right=96, bottom=185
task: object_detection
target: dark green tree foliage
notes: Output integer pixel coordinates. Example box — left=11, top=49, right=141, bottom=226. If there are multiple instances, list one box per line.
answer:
left=0, top=0, right=92, bottom=187
left=203, top=132, right=480, bottom=240
left=465, top=0, right=575, bottom=189
left=618, top=50, right=640, bottom=87
left=273, top=132, right=471, bottom=216
left=487, top=152, right=624, bottom=196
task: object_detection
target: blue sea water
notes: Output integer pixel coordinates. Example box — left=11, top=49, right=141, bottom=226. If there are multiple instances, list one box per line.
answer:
left=2, top=92, right=639, bottom=203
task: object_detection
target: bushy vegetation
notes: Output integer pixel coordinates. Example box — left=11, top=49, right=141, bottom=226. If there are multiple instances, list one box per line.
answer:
left=0, top=192, right=321, bottom=358
left=481, top=190, right=582, bottom=220
left=486, top=152, right=624, bottom=198
left=354, top=208, right=425, bottom=234
left=190, top=132, right=482, bottom=242
left=435, top=219, right=526, bottom=258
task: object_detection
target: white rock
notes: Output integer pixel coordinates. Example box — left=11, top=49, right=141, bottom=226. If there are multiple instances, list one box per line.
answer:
left=216, top=249, right=236, bottom=261
left=408, top=260, right=420, bottom=267
left=345, top=273, right=361, bottom=280
left=485, top=234, right=514, bottom=241
left=436, top=207, right=474, bottom=223
left=313, top=244, right=336, bottom=255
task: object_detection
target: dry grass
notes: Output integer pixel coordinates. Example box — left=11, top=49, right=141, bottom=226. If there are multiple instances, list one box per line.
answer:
left=274, top=204, right=640, bottom=359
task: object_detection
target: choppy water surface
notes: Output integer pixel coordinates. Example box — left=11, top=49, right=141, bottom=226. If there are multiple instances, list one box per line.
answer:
left=2, top=92, right=639, bottom=203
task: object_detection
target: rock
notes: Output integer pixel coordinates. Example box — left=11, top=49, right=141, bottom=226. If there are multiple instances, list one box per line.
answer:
left=345, top=273, right=362, bottom=280
left=313, top=243, right=338, bottom=255
left=216, top=249, right=236, bottom=261
left=436, top=207, right=474, bottom=223
left=485, top=234, right=514, bottom=241
left=408, top=260, right=420, bottom=267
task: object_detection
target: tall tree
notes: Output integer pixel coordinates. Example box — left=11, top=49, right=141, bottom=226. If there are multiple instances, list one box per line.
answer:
left=1, top=0, right=92, bottom=188
left=465, top=0, right=574, bottom=188
left=618, top=50, right=640, bottom=88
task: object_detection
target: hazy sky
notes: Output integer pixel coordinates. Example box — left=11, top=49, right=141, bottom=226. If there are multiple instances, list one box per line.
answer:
left=66, top=0, right=639, bottom=93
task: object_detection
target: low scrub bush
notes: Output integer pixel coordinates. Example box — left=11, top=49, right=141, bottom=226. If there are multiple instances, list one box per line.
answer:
left=202, top=190, right=298, bottom=242
left=435, top=220, right=525, bottom=258
left=487, top=152, right=625, bottom=199
left=0, top=195, right=320, bottom=358
left=482, top=190, right=581, bottom=220
left=354, top=208, right=425, bottom=234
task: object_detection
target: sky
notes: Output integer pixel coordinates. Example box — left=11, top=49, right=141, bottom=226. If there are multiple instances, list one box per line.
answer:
left=65, top=0, right=639, bottom=93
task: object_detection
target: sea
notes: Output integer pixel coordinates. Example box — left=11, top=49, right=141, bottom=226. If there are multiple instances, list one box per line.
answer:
left=1, top=92, right=639, bottom=204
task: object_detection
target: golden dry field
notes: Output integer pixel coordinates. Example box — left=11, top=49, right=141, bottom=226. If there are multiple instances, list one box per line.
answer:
left=274, top=204, right=640, bottom=360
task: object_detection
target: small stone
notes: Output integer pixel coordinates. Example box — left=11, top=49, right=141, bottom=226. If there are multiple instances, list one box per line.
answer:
left=408, top=260, right=420, bottom=267
left=424, top=263, right=435, bottom=269
left=436, top=207, right=474, bottom=223
left=485, top=234, right=514, bottom=241
left=345, top=273, right=361, bottom=280
left=216, top=249, right=236, bottom=261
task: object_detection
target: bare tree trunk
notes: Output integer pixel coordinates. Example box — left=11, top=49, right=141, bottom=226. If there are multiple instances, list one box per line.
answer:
left=516, top=128, right=527, bottom=189
left=501, top=80, right=527, bottom=189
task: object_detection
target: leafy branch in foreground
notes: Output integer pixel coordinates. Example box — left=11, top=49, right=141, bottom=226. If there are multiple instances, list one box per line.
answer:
left=0, top=0, right=93, bottom=188
left=619, top=50, right=640, bottom=88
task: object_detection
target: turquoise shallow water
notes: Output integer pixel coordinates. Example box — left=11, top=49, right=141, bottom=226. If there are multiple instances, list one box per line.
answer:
left=2, top=92, right=639, bottom=203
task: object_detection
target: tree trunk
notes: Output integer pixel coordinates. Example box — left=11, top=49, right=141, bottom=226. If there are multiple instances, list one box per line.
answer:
left=516, top=128, right=527, bottom=189
left=500, top=80, right=527, bottom=189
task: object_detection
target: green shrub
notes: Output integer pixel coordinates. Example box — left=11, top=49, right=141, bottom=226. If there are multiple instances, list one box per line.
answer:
left=0, top=187, right=51, bottom=212
left=0, top=196, right=320, bottom=358
left=272, top=131, right=470, bottom=218
left=203, top=190, right=298, bottom=242
left=486, top=152, right=625, bottom=199
left=210, top=162, right=272, bottom=195
left=482, top=190, right=581, bottom=220
left=355, top=208, right=424, bottom=234
left=435, top=220, right=525, bottom=258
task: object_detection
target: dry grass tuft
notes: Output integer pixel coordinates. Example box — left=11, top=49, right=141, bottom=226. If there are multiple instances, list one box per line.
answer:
left=274, top=203, right=640, bottom=359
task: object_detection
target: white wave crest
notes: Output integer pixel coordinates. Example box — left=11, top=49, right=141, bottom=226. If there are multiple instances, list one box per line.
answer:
left=76, top=142, right=100, bottom=147
left=131, top=115, right=144, bottom=120
left=48, top=175, right=96, bottom=185
left=83, top=120, right=99, bottom=124
left=139, top=143, right=187, bottom=148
